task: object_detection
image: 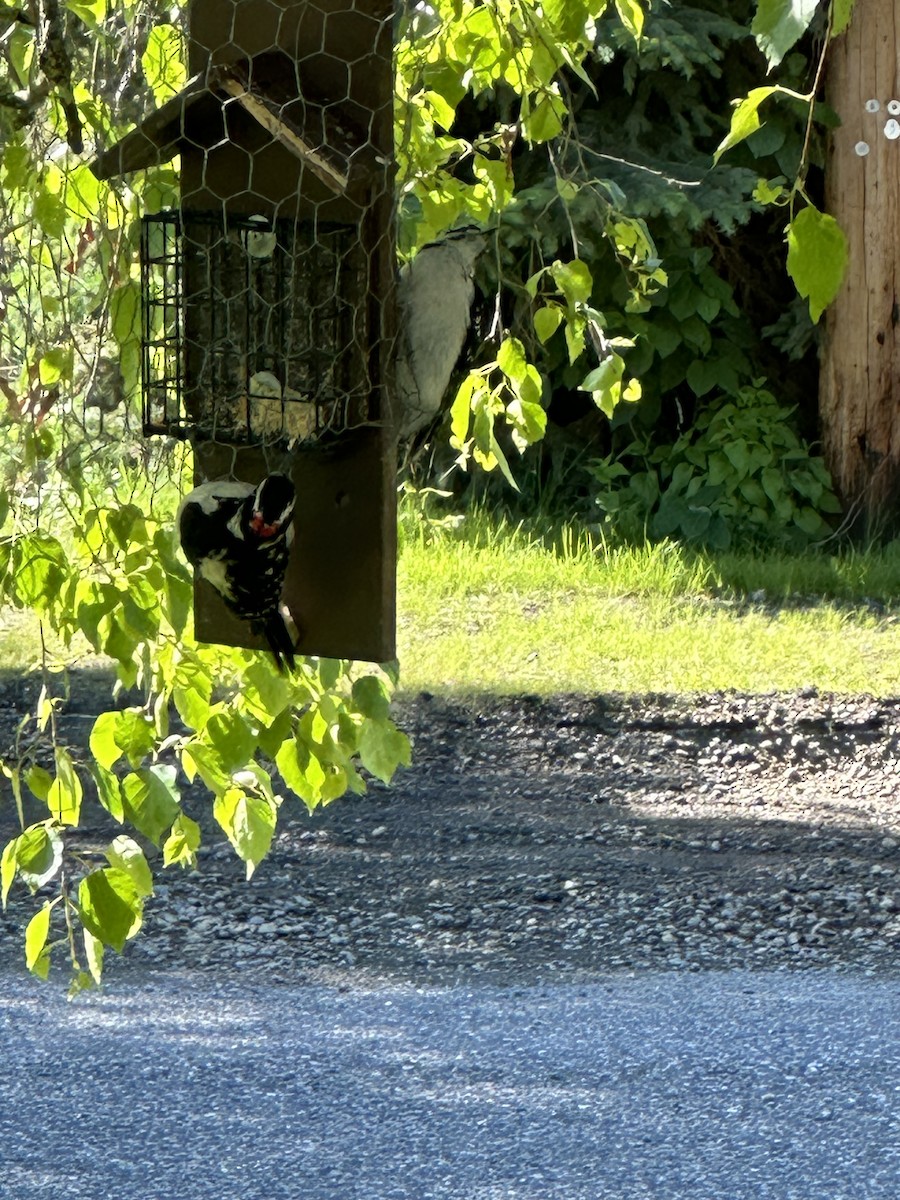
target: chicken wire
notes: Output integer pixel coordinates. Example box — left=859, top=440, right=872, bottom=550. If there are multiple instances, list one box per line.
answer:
left=101, top=0, right=398, bottom=457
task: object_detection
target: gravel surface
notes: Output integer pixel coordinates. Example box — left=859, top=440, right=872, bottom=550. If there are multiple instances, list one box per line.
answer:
left=1, top=681, right=899, bottom=983
left=3, top=680, right=900, bottom=1199
left=3, top=970, right=900, bottom=1199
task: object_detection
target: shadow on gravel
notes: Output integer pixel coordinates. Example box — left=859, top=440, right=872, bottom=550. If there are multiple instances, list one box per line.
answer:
left=2, top=673, right=899, bottom=985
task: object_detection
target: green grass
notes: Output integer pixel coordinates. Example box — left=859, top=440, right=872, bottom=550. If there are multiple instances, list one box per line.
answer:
left=395, top=510, right=900, bottom=696
left=3, top=509, right=900, bottom=696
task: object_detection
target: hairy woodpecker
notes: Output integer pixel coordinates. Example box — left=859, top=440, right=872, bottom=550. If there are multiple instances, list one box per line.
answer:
left=177, top=474, right=297, bottom=671
left=396, top=226, right=487, bottom=437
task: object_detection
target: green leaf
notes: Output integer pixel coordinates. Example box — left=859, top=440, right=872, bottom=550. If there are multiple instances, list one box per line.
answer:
left=615, top=0, right=645, bottom=39
left=90, top=710, right=144, bottom=770
left=581, top=354, right=626, bottom=419
left=25, top=904, right=52, bottom=979
left=14, top=824, right=63, bottom=891
left=534, top=306, right=563, bottom=343
left=90, top=763, right=124, bottom=822
left=831, top=0, right=856, bottom=36
left=141, top=24, right=187, bottom=104
left=352, top=675, right=391, bottom=721
left=34, top=188, right=65, bottom=239
left=473, top=155, right=514, bottom=208
left=181, top=742, right=231, bottom=795
left=242, top=660, right=291, bottom=722
left=686, top=360, right=722, bottom=398
left=523, top=94, right=564, bottom=143
left=163, top=813, right=201, bottom=869
left=25, top=765, right=52, bottom=802
left=550, top=259, right=593, bottom=304
left=713, top=87, right=780, bottom=163
left=121, top=766, right=180, bottom=845
left=105, top=835, right=154, bottom=898
left=205, top=709, right=256, bottom=775
left=358, top=721, right=412, bottom=785
left=506, top=397, right=547, bottom=453
left=117, top=709, right=156, bottom=768
left=83, top=928, right=104, bottom=985
left=450, top=373, right=478, bottom=445
left=38, top=347, right=74, bottom=386
left=786, top=205, right=848, bottom=323
left=47, top=748, right=82, bottom=826
left=256, top=707, right=294, bottom=759
left=275, top=735, right=318, bottom=808
left=65, top=0, right=108, bottom=30
left=78, top=868, right=143, bottom=953
left=110, top=280, right=141, bottom=351
left=13, top=533, right=68, bottom=609
left=172, top=659, right=213, bottom=729
left=795, top=504, right=828, bottom=535
left=752, top=0, right=819, bottom=69
left=213, top=787, right=277, bottom=879
left=564, top=317, right=586, bottom=365
left=497, top=337, right=528, bottom=383
left=1, top=838, right=16, bottom=907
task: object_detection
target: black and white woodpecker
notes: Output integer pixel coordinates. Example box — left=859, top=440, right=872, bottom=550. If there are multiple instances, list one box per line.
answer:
left=177, top=474, right=297, bottom=672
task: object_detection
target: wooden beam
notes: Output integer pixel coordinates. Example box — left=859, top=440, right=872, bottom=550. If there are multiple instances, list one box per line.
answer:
left=218, top=77, right=349, bottom=195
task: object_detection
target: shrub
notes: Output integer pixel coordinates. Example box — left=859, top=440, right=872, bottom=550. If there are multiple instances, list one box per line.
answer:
left=590, top=384, right=842, bottom=549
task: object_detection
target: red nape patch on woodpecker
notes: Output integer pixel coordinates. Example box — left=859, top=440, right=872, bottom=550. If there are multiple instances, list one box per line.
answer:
left=250, top=513, right=280, bottom=539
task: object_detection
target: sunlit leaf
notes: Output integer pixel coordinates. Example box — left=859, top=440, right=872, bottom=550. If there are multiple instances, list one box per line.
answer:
left=615, top=0, right=645, bottom=39
left=358, top=721, right=412, bottom=785
left=105, top=835, right=153, bottom=898
left=713, top=87, right=780, bottom=163
left=534, top=306, right=563, bottom=343
left=14, top=824, right=63, bottom=891
left=550, top=259, right=593, bottom=304
left=78, top=868, right=143, bottom=953
left=25, top=904, right=52, bottom=979
left=163, top=813, right=201, bottom=869
left=47, top=748, right=82, bottom=826
left=141, top=24, right=187, bottom=104
left=1, top=838, right=16, bottom=908
left=213, top=787, right=277, bottom=879
left=83, top=928, right=104, bottom=985
left=121, top=766, right=180, bottom=845
left=752, top=0, right=819, bottom=69
left=831, top=0, right=856, bottom=35
left=786, top=205, right=847, bottom=323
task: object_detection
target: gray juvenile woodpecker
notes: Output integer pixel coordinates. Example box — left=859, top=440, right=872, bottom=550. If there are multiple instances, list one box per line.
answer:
left=177, top=474, right=297, bottom=672
left=396, top=226, right=487, bottom=437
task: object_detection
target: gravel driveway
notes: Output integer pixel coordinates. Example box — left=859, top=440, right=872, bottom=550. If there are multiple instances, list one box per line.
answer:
left=2, top=681, right=900, bottom=1198
left=2, top=683, right=900, bottom=981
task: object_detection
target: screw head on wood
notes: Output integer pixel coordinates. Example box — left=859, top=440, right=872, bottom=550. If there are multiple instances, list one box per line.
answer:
left=885, top=118, right=900, bottom=140
left=855, top=141, right=870, bottom=156
left=865, top=99, right=881, bottom=112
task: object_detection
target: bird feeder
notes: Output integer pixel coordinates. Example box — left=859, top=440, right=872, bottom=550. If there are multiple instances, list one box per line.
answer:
left=90, top=0, right=396, bottom=662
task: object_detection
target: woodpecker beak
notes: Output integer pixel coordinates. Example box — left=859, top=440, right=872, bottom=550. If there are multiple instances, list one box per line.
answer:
left=250, top=512, right=281, bottom=538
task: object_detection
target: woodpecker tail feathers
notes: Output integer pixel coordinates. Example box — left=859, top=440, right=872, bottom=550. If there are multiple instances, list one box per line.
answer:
left=258, top=608, right=297, bottom=674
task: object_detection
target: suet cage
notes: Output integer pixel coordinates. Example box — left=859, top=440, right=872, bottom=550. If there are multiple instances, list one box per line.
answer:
left=91, top=0, right=397, bottom=663
left=140, top=210, right=373, bottom=445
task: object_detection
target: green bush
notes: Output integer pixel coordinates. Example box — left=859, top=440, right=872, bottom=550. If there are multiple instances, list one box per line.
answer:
left=590, top=384, right=842, bottom=549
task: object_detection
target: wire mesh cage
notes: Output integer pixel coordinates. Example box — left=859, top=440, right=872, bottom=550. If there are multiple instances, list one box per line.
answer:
left=141, top=208, right=374, bottom=445
left=91, top=0, right=398, bottom=662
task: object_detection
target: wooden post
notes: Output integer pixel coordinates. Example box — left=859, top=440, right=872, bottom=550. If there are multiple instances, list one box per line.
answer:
left=821, top=0, right=900, bottom=536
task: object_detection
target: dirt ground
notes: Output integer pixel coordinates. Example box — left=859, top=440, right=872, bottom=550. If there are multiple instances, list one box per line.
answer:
left=2, top=675, right=899, bottom=984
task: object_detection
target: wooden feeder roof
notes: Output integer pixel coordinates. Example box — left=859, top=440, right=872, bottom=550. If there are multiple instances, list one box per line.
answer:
left=89, top=51, right=371, bottom=195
